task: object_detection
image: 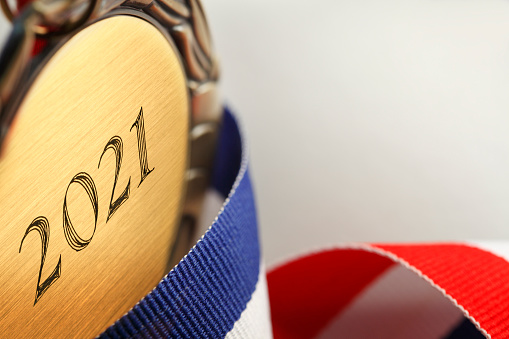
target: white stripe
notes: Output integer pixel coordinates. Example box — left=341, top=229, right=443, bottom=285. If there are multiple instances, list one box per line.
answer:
left=225, top=264, right=273, bottom=339
left=316, top=264, right=463, bottom=339
left=469, top=241, right=509, bottom=264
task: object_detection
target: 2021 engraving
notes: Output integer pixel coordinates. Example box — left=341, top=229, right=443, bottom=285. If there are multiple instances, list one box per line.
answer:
left=19, top=217, right=62, bottom=306
left=131, top=108, right=154, bottom=187
left=63, top=172, right=99, bottom=251
left=98, top=136, right=130, bottom=222
left=19, top=107, right=153, bottom=305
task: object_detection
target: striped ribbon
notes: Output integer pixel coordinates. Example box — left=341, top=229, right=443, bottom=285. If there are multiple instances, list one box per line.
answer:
left=99, top=108, right=509, bottom=338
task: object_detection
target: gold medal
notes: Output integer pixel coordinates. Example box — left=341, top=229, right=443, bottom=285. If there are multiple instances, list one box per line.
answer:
left=0, top=0, right=220, bottom=336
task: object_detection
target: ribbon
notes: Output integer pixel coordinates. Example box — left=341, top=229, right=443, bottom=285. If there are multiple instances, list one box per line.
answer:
left=99, top=108, right=509, bottom=338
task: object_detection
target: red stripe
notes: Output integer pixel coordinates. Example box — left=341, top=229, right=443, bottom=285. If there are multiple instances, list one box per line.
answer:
left=16, top=0, right=30, bottom=11
left=267, top=249, right=394, bottom=339
left=32, top=39, right=47, bottom=56
left=375, top=244, right=509, bottom=338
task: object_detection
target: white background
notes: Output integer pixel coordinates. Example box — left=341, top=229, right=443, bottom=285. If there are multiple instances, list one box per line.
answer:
left=201, top=0, right=509, bottom=265
left=3, top=0, right=509, bottom=265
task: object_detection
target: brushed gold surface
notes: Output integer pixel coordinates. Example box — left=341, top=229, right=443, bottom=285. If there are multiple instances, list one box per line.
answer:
left=0, top=15, right=189, bottom=337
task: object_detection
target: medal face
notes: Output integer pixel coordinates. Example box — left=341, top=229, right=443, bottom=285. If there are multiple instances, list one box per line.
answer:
left=0, top=14, right=188, bottom=337
left=0, top=0, right=221, bottom=336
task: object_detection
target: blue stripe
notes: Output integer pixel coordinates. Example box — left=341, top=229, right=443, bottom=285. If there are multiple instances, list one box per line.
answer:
left=442, top=318, right=485, bottom=339
left=212, top=109, right=242, bottom=198
left=100, top=108, right=260, bottom=338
